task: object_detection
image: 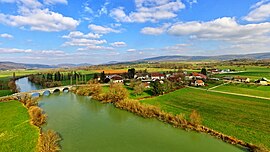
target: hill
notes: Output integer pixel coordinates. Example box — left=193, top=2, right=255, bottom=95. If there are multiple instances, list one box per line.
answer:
left=140, top=52, right=270, bottom=62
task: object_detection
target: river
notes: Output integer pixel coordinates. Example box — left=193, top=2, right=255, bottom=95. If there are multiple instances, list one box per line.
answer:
left=16, top=78, right=244, bottom=152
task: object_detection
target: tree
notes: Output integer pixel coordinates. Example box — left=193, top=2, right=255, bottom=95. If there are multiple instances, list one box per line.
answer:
left=133, top=82, right=145, bottom=96
left=150, top=80, right=163, bottom=95
left=162, top=79, right=174, bottom=93
left=128, top=68, right=135, bottom=79
left=100, top=71, right=106, bottom=83
left=189, top=110, right=202, bottom=125
left=106, top=83, right=129, bottom=103
left=201, top=68, right=207, bottom=76
left=93, top=73, right=99, bottom=79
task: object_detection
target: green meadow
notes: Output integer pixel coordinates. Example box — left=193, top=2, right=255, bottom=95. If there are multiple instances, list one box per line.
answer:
left=0, top=90, right=12, bottom=97
left=213, top=83, right=270, bottom=98
left=215, top=65, right=270, bottom=80
left=0, top=100, right=39, bottom=152
left=141, top=88, right=270, bottom=148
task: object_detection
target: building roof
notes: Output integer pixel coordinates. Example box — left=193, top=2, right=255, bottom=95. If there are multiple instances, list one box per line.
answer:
left=234, top=76, right=248, bottom=79
left=151, top=72, right=164, bottom=77
left=192, top=72, right=207, bottom=79
left=196, top=80, right=204, bottom=83
left=109, top=75, right=123, bottom=80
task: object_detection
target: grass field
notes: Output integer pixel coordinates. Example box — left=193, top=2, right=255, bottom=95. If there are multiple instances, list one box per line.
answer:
left=141, top=88, right=270, bottom=148
left=216, top=71, right=270, bottom=80
left=0, top=100, right=39, bottom=152
left=215, top=65, right=270, bottom=80
left=0, top=69, right=40, bottom=78
left=213, top=83, right=270, bottom=98
left=0, top=90, right=12, bottom=97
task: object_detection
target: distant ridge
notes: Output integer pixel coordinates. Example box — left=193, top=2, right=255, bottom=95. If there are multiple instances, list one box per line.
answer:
left=0, top=62, right=92, bottom=70
left=139, top=52, right=270, bottom=62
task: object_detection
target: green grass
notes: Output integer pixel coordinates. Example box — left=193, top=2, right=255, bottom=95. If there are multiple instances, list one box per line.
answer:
left=213, top=83, right=270, bottom=98
left=141, top=88, right=270, bottom=149
left=215, top=71, right=270, bottom=80
left=0, top=100, right=39, bottom=152
left=216, top=65, right=270, bottom=72
left=214, top=65, right=270, bottom=80
left=0, top=90, right=12, bottom=97
left=0, top=69, right=40, bottom=78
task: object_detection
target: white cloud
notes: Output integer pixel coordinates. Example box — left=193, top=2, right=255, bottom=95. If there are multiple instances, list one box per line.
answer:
left=168, top=17, right=270, bottom=43
left=250, top=0, right=270, bottom=9
left=0, top=0, right=42, bottom=9
left=77, top=45, right=114, bottom=51
left=127, top=49, right=137, bottom=52
left=43, top=0, right=68, bottom=5
left=110, top=0, right=185, bottom=23
left=0, top=33, right=13, bottom=39
left=0, top=48, right=32, bottom=53
left=244, top=1, right=270, bottom=22
left=98, top=2, right=109, bottom=16
left=63, top=38, right=107, bottom=47
left=110, top=41, right=127, bottom=47
left=141, top=23, right=170, bottom=35
left=88, top=24, right=120, bottom=34
left=186, top=0, right=197, bottom=6
left=62, top=31, right=101, bottom=39
left=0, top=0, right=79, bottom=32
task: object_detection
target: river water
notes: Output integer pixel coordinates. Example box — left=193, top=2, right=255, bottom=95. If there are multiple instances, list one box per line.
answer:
left=16, top=78, right=244, bottom=152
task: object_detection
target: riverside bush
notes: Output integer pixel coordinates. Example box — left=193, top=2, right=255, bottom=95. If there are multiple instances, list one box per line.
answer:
left=38, top=130, right=61, bottom=152
left=28, top=106, right=46, bottom=127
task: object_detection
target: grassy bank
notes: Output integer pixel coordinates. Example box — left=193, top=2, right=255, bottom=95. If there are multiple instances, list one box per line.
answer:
left=141, top=88, right=270, bottom=149
left=0, top=100, right=39, bottom=152
left=0, top=90, right=12, bottom=97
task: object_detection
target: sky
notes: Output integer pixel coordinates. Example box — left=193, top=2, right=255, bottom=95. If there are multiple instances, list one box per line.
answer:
left=0, top=0, right=270, bottom=65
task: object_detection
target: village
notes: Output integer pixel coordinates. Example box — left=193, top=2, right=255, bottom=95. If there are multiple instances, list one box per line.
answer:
left=101, top=68, right=270, bottom=87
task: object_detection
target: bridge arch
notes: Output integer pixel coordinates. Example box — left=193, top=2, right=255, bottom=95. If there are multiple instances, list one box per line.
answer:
left=42, top=90, right=51, bottom=96
left=31, top=92, right=40, bottom=97
left=53, top=88, right=60, bottom=93
left=63, top=87, right=69, bottom=92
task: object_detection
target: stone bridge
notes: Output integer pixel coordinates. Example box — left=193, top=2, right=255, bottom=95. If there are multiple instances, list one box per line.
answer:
left=13, top=85, right=74, bottom=98
left=0, top=84, right=107, bottom=100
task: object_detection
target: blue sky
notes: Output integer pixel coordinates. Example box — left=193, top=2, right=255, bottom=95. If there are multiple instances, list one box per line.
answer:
left=0, top=0, right=270, bottom=64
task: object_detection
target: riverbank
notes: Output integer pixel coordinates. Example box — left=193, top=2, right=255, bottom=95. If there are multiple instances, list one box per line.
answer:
left=72, top=84, right=268, bottom=152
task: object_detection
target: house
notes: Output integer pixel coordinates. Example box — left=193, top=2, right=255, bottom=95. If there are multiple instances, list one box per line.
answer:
left=221, top=69, right=231, bottom=73
left=223, top=76, right=234, bottom=81
left=255, top=78, right=270, bottom=86
left=195, top=80, right=205, bottom=86
left=234, top=76, right=250, bottom=83
left=192, top=72, right=207, bottom=80
left=168, top=74, right=182, bottom=82
left=143, top=82, right=151, bottom=88
left=108, top=75, right=124, bottom=83
left=208, top=69, right=219, bottom=74
left=135, top=73, right=149, bottom=80
left=151, top=72, right=165, bottom=80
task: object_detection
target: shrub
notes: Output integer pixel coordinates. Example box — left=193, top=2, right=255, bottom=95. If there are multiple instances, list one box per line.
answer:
left=38, top=130, right=61, bottom=152
left=133, top=83, right=145, bottom=95
left=104, top=83, right=128, bottom=103
left=28, top=106, right=46, bottom=127
left=189, top=110, right=202, bottom=125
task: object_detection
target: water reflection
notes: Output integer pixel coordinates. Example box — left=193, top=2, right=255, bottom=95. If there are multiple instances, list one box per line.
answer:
left=40, top=93, right=243, bottom=152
